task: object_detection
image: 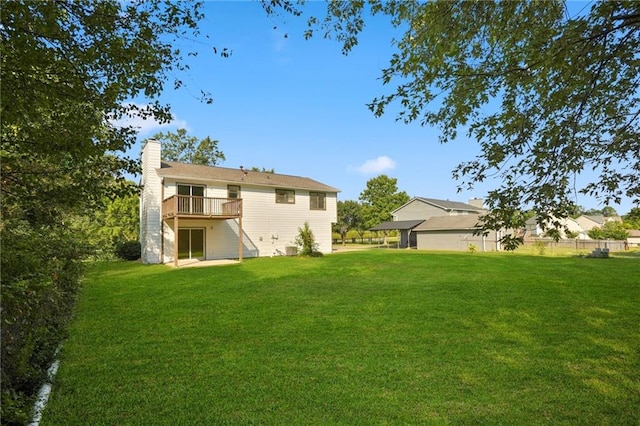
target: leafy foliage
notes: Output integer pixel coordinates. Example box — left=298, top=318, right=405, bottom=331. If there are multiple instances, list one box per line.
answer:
left=295, top=221, right=319, bottom=256
left=250, top=166, right=275, bottom=173
left=153, top=129, right=225, bottom=166
left=268, top=0, right=640, bottom=248
left=1, top=220, right=88, bottom=424
left=115, top=241, right=142, bottom=261
left=622, top=207, right=640, bottom=229
left=1, top=1, right=208, bottom=422
left=565, top=230, right=580, bottom=239
left=359, top=175, right=410, bottom=229
left=587, top=220, right=629, bottom=240
left=73, top=192, right=140, bottom=259
left=334, top=200, right=364, bottom=245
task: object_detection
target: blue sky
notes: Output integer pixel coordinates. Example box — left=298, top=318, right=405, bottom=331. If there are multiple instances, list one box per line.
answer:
left=124, top=1, right=635, bottom=215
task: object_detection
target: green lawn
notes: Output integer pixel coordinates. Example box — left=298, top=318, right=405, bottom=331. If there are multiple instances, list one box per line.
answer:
left=42, top=251, right=640, bottom=425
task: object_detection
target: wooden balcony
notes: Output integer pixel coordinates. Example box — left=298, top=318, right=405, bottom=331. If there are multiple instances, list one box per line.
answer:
left=162, top=195, right=242, bottom=220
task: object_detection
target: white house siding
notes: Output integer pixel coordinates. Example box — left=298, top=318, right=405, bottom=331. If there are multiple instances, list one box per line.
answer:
left=237, top=185, right=336, bottom=257
left=416, top=230, right=499, bottom=252
left=140, top=141, right=163, bottom=264
left=525, top=217, right=589, bottom=240
left=162, top=219, right=253, bottom=262
left=575, top=216, right=600, bottom=232
left=627, top=230, right=640, bottom=247
left=159, top=179, right=337, bottom=262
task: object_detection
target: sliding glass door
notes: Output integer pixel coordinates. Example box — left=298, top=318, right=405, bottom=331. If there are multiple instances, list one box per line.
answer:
left=177, top=228, right=205, bottom=260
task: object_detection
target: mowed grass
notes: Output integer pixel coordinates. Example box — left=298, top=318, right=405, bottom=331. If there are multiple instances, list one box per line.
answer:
left=43, top=251, right=640, bottom=425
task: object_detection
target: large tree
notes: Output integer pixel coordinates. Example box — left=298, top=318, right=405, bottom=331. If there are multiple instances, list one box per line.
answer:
left=72, top=192, right=141, bottom=259
left=359, top=175, right=410, bottom=230
left=587, top=220, right=629, bottom=240
left=266, top=0, right=640, bottom=248
left=622, top=207, right=640, bottom=229
left=334, top=200, right=364, bottom=245
left=1, top=1, right=211, bottom=422
left=153, top=128, right=225, bottom=166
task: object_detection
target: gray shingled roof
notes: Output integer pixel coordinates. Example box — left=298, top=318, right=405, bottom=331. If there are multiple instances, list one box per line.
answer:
left=156, top=161, right=339, bottom=192
left=413, top=215, right=483, bottom=231
left=414, top=197, right=484, bottom=212
left=369, top=220, right=425, bottom=231
left=583, top=215, right=606, bottom=224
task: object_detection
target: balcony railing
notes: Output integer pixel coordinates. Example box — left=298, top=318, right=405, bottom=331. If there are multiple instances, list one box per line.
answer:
left=162, top=195, right=242, bottom=219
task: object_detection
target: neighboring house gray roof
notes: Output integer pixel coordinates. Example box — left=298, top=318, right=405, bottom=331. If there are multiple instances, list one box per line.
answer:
left=393, top=197, right=485, bottom=214
left=156, top=161, right=340, bottom=193
left=414, top=215, right=483, bottom=232
left=583, top=215, right=606, bottom=225
left=370, top=220, right=425, bottom=231
left=580, top=214, right=623, bottom=224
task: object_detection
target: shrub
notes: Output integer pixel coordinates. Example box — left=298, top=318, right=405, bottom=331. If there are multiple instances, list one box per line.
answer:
left=565, top=230, right=579, bottom=239
left=115, top=241, right=141, bottom=261
left=534, top=240, right=547, bottom=255
left=295, top=222, right=318, bottom=256
left=1, top=221, right=86, bottom=424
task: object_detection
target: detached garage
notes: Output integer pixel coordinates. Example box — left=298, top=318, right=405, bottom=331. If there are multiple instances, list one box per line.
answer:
left=413, top=215, right=502, bottom=252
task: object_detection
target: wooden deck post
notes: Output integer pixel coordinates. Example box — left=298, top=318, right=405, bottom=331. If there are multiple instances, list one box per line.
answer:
left=238, top=216, right=243, bottom=262
left=174, top=216, right=179, bottom=267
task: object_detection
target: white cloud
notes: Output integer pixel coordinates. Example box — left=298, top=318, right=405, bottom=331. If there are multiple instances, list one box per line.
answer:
left=110, top=103, right=188, bottom=136
left=351, top=156, right=397, bottom=174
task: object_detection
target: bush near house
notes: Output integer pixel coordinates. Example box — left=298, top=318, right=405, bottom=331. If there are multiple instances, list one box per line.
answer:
left=1, top=222, right=87, bottom=425
left=115, top=241, right=141, bottom=261
left=588, top=220, right=629, bottom=240
left=295, top=222, right=319, bottom=256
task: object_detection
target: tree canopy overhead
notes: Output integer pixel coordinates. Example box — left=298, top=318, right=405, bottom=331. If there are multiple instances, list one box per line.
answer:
left=152, top=129, right=225, bottom=166
left=266, top=0, right=640, bottom=247
left=2, top=0, right=210, bottom=218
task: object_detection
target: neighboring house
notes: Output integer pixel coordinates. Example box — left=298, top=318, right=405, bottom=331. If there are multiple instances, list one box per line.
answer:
left=525, top=216, right=588, bottom=239
left=392, top=197, right=486, bottom=221
left=627, top=230, right=640, bottom=247
left=412, top=214, right=502, bottom=252
left=370, top=197, right=490, bottom=250
left=140, top=140, right=339, bottom=265
left=575, top=214, right=622, bottom=232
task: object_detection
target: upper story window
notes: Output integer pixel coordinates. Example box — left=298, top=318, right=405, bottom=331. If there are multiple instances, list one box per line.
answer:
left=310, top=192, right=326, bottom=210
left=228, top=185, right=241, bottom=199
left=177, top=184, right=204, bottom=197
left=276, top=188, right=295, bottom=204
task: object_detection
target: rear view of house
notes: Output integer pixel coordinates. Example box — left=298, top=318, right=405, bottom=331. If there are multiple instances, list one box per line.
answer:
left=140, top=140, right=338, bottom=265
